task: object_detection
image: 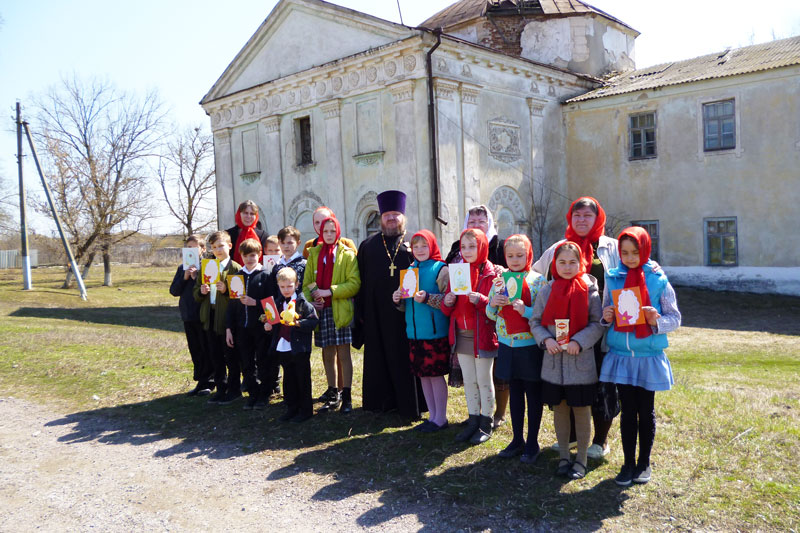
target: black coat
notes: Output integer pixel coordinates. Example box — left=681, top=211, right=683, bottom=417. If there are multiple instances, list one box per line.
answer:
left=268, top=294, right=319, bottom=354
left=444, top=235, right=507, bottom=268
left=225, top=269, right=271, bottom=330
left=169, top=266, right=201, bottom=322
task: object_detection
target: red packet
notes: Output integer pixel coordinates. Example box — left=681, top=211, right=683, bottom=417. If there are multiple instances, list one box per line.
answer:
left=260, top=297, right=280, bottom=325
left=612, top=286, right=646, bottom=326
left=555, top=319, right=570, bottom=349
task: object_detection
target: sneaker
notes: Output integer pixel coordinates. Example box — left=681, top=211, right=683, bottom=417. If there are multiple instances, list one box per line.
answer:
left=218, top=391, right=242, bottom=405
left=207, top=391, right=226, bottom=405
left=632, top=465, right=652, bottom=484
left=498, top=441, right=524, bottom=458
left=615, top=464, right=634, bottom=487
left=316, top=386, right=337, bottom=404
left=587, top=443, right=610, bottom=459
left=551, top=440, right=577, bottom=452
left=243, top=396, right=258, bottom=411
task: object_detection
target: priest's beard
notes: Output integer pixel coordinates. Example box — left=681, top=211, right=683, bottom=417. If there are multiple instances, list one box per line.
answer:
left=381, top=216, right=406, bottom=237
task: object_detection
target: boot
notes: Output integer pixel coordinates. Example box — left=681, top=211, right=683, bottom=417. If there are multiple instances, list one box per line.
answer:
left=455, top=414, right=480, bottom=442
left=320, top=389, right=342, bottom=412
left=470, top=415, right=493, bottom=444
left=340, top=387, right=352, bottom=413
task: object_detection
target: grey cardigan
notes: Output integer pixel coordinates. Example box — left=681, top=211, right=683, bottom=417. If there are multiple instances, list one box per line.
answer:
left=529, top=275, right=604, bottom=386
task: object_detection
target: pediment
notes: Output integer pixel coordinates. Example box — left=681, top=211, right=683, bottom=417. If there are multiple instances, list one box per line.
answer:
left=202, top=0, right=414, bottom=104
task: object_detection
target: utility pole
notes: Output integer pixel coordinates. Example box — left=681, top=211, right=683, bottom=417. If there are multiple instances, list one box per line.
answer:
left=16, top=102, right=32, bottom=290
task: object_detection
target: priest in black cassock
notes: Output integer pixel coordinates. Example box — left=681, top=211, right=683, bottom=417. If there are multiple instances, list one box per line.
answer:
left=353, top=190, right=425, bottom=419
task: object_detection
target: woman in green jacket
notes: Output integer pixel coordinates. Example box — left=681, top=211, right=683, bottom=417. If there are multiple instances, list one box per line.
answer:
left=303, top=216, right=361, bottom=412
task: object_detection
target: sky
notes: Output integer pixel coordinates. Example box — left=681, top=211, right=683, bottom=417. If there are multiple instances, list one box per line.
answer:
left=1, top=0, right=799, bottom=234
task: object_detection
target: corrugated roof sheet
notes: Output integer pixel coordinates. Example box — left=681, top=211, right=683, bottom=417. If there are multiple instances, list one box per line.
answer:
left=568, top=35, right=800, bottom=102
left=420, top=0, right=632, bottom=31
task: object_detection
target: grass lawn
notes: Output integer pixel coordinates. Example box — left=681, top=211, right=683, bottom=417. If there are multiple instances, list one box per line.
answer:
left=0, top=265, right=798, bottom=530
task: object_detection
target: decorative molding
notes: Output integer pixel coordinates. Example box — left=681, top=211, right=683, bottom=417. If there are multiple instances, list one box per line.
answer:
left=260, top=116, right=280, bottom=133
left=461, top=84, right=481, bottom=105
left=355, top=190, right=379, bottom=227
left=301, top=86, right=311, bottom=101
left=320, top=99, right=341, bottom=119
left=240, top=172, right=261, bottom=185
left=389, top=80, right=415, bottom=103
left=315, top=81, right=327, bottom=97
left=527, top=97, right=548, bottom=117
left=530, top=81, right=539, bottom=94
left=213, top=128, right=231, bottom=145
left=353, top=151, right=385, bottom=166
left=366, top=66, right=378, bottom=83
left=384, top=60, right=397, bottom=78
left=332, top=76, right=343, bottom=92
left=488, top=117, right=521, bottom=163
left=348, top=71, right=360, bottom=88
left=487, top=185, right=527, bottom=222
left=404, top=54, right=417, bottom=72
left=436, top=58, right=449, bottom=73
left=461, top=64, right=472, bottom=77
left=287, top=190, right=325, bottom=224
left=434, top=80, right=459, bottom=101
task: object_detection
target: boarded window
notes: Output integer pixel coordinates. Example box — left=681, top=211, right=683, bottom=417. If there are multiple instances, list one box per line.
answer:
left=241, top=128, right=260, bottom=174
left=703, top=100, right=736, bottom=151
left=705, top=217, right=738, bottom=266
left=629, top=113, right=656, bottom=159
left=294, top=116, right=313, bottom=165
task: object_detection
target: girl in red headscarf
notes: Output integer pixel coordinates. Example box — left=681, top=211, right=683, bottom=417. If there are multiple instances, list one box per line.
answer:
left=530, top=241, right=604, bottom=480
left=600, top=226, right=681, bottom=487
left=486, top=235, right=548, bottom=462
left=391, top=230, right=450, bottom=431
left=441, top=228, right=501, bottom=444
left=227, top=200, right=269, bottom=266
left=302, top=217, right=361, bottom=413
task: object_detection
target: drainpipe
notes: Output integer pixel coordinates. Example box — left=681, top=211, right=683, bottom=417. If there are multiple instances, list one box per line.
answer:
left=421, top=27, right=447, bottom=225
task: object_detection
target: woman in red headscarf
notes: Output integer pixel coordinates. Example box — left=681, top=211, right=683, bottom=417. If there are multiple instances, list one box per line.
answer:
left=531, top=196, right=621, bottom=460
left=530, top=241, right=604, bottom=480
left=441, top=228, right=501, bottom=444
left=391, top=230, right=451, bottom=431
left=302, top=217, right=361, bottom=413
left=227, top=200, right=269, bottom=266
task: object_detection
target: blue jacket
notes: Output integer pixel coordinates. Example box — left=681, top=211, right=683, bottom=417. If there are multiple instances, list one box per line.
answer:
left=404, top=259, right=449, bottom=341
left=605, top=261, right=669, bottom=357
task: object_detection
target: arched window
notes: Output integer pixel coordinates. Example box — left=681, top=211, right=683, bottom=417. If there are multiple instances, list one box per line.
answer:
left=365, top=211, right=381, bottom=240
left=496, top=207, right=515, bottom=241
left=295, top=210, right=315, bottom=245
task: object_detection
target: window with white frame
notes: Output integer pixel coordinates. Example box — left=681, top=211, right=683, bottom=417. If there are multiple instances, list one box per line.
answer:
left=629, top=112, right=656, bottom=159
left=703, top=100, right=736, bottom=151
left=705, top=217, right=738, bottom=266
left=631, top=220, right=659, bottom=263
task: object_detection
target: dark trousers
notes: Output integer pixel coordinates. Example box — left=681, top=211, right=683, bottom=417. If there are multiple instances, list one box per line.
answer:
left=236, top=327, right=270, bottom=398
left=206, top=310, right=240, bottom=395
left=618, top=384, right=656, bottom=468
left=280, top=350, right=312, bottom=417
left=509, top=378, right=543, bottom=453
left=184, top=320, right=213, bottom=386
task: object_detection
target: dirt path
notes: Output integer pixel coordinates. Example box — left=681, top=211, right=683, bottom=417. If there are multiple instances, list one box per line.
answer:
left=0, top=397, right=537, bottom=532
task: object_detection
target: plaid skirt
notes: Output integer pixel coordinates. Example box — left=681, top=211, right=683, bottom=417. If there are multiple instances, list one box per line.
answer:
left=315, top=307, right=352, bottom=348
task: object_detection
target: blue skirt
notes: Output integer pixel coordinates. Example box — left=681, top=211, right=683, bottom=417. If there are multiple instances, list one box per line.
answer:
left=599, top=351, right=674, bottom=392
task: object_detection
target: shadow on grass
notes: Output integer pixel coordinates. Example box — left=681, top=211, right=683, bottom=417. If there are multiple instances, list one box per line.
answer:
left=675, top=287, right=800, bottom=335
left=44, top=393, right=629, bottom=529
left=10, top=306, right=183, bottom=332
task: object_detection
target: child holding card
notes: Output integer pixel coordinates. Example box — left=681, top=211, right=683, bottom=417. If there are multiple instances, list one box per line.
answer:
left=194, top=230, right=242, bottom=405
left=265, top=268, right=319, bottom=423
left=530, top=241, right=603, bottom=479
left=392, top=230, right=450, bottom=432
left=442, top=228, right=500, bottom=444
left=486, top=235, right=547, bottom=462
left=600, top=227, right=681, bottom=486
left=303, top=217, right=361, bottom=413
left=170, top=234, right=213, bottom=396
left=225, top=238, right=271, bottom=410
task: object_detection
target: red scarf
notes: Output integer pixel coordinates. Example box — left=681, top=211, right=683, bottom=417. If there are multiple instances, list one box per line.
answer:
left=564, top=196, right=606, bottom=268
left=315, top=216, right=340, bottom=308
left=500, top=235, right=534, bottom=334
left=452, top=229, right=491, bottom=332
left=541, top=241, right=589, bottom=339
left=617, top=226, right=653, bottom=338
left=411, top=229, right=443, bottom=262
left=232, top=209, right=260, bottom=265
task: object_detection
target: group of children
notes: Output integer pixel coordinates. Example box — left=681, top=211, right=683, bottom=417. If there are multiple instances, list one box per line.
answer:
left=172, top=200, right=681, bottom=487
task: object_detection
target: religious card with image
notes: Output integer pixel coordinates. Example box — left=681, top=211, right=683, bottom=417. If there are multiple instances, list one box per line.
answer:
left=261, top=296, right=280, bottom=325
left=449, top=263, right=471, bottom=295
left=201, top=258, right=220, bottom=285
left=398, top=268, right=419, bottom=298
left=262, top=254, right=281, bottom=274
left=555, top=319, right=570, bottom=348
left=227, top=274, right=245, bottom=299
left=182, top=247, right=201, bottom=271
left=612, top=286, right=646, bottom=326
left=502, top=271, right=525, bottom=302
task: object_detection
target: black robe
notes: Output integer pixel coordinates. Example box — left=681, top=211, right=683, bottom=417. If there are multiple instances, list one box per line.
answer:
left=354, top=232, right=425, bottom=418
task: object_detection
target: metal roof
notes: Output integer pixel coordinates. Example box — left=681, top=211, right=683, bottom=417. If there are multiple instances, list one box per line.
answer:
left=568, top=35, right=800, bottom=103
left=420, top=0, right=635, bottom=33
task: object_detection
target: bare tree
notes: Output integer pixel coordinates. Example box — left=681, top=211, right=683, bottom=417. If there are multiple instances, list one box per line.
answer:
left=0, top=173, right=15, bottom=235
left=529, top=177, right=565, bottom=257
left=158, top=125, right=216, bottom=236
left=32, top=75, right=167, bottom=287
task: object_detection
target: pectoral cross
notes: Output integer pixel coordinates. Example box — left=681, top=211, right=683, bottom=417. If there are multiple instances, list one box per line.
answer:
left=389, top=263, right=397, bottom=277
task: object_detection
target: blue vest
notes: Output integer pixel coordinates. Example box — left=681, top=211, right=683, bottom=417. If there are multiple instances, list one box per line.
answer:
left=405, top=259, right=449, bottom=340
left=605, top=262, right=670, bottom=357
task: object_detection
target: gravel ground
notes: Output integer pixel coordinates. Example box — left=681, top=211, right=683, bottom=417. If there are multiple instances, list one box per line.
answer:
left=0, top=397, right=536, bottom=532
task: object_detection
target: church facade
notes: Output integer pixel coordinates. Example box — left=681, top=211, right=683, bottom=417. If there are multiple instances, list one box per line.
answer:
left=201, top=0, right=800, bottom=294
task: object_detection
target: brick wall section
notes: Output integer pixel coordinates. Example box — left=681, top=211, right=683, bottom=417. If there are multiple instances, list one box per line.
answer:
left=478, top=16, right=534, bottom=57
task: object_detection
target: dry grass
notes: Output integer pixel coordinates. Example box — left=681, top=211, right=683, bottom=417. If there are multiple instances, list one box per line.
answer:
left=0, top=266, right=798, bottom=530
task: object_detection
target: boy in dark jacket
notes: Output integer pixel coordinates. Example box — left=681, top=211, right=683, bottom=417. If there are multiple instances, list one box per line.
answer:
left=170, top=234, right=213, bottom=395
left=264, top=267, right=318, bottom=423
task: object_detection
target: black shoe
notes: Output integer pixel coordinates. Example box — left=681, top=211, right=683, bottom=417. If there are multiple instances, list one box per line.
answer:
left=568, top=461, right=587, bottom=480
left=218, top=391, right=242, bottom=405
left=498, top=441, right=524, bottom=458
left=319, top=390, right=342, bottom=412
left=422, top=421, right=449, bottom=432
left=186, top=385, right=201, bottom=396
left=615, top=464, right=635, bottom=486
left=291, top=412, right=312, bottom=423
left=520, top=445, right=541, bottom=464
left=207, top=391, right=226, bottom=405
left=340, top=387, right=352, bottom=413
left=556, top=459, right=572, bottom=477
left=632, top=465, right=651, bottom=484
left=279, top=410, right=298, bottom=422
left=243, top=396, right=258, bottom=411
left=316, top=386, right=337, bottom=404
left=455, top=414, right=480, bottom=442
left=414, top=420, right=435, bottom=432
left=470, top=415, right=493, bottom=445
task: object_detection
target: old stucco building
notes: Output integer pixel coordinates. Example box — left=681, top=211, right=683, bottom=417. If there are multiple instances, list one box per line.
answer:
left=201, top=0, right=800, bottom=294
